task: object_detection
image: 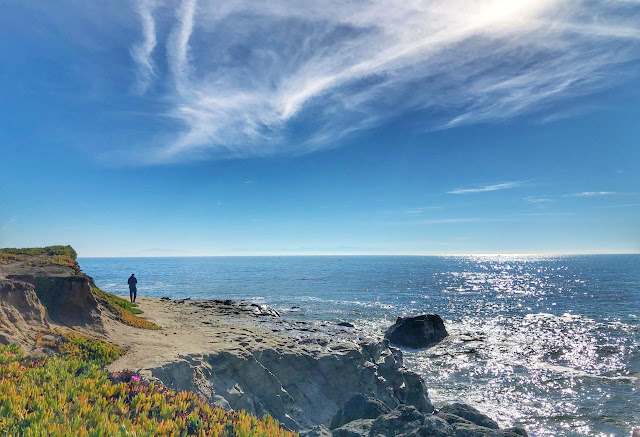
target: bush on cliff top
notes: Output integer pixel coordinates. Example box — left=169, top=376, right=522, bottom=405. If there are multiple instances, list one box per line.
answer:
left=0, top=246, right=79, bottom=271
left=0, top=245, right=77, bottom=259
left=0, top=344, right=297, bottom=437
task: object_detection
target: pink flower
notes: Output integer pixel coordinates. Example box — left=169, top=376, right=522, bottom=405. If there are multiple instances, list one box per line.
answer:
left=131, top=375, right=140, bottom=382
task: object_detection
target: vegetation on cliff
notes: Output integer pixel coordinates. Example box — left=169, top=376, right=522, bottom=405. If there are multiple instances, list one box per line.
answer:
left=92, top=287, right=160, bottom=330
left=0, top=245, right=159, bottom=330
left=35, top=329, right=125, bottom=366
left=0, top=245, right=79, bottom=270
left=0, top=342, right=297, bottom=436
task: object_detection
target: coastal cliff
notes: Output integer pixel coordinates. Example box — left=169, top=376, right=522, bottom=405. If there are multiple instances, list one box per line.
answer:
left=0, top=246, right=529, bottom=436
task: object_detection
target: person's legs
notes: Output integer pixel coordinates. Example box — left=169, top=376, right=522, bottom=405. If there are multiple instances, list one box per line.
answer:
left=130, top=288, right=134, bottom=303
left=133, top=289, right=137, bottom=303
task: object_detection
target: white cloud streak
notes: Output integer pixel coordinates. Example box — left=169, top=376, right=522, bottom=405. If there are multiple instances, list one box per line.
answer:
left=127, top=0, right=640, bottom=162
left=130, top=0, right=157, bottom=93
left=566, top=191, right=619, bottom=197
left=524, top=196, right=554, bottom=203
left=449, top=181, right=524, bottom=194
left=599, top=203, right=640, bottom=208
left=167, top=0, right=197, bottom=93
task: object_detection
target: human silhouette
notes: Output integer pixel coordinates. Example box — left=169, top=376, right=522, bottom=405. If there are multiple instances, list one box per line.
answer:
left=128, top=273, right=137, bottom=303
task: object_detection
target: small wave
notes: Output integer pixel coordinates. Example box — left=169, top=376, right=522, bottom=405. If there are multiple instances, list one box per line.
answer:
left=294, top=296, right=325, bottom=302
left=536, top=362, right=640, bottom=382
left=524, top=312, right=596, bottom=324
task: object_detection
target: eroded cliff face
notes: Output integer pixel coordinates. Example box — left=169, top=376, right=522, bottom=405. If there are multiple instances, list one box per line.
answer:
left=0, top=249, right=105, bottom=343
left=149, top=339, right=432, bottom=430
left=0, top=279, right=49, bottom=348
left=6, top=274, right=101, bottom=328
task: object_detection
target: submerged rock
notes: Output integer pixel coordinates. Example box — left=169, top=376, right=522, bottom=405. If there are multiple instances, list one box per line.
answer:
left=337, top=322, right=355, bottom=328
left=384, top=314, right=448, bottom=349
left=330, top=394, right=391, bottom=429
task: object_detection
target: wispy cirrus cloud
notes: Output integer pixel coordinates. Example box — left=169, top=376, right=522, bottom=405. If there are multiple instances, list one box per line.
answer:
left=599, top=203, right=640, bottom=208
left=523, top=196, right=554, bottom=204
left=126, top=0, right=640, bottom=163
left=448, top=181, right=524, bottom=194
left=130, top=0, right=157, bottom=94
left=413, top=218, right=485, bottom=225
left=565, top=191, right=619, bottom=197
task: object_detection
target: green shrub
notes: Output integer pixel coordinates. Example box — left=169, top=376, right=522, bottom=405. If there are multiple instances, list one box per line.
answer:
left=36, top=330, right=125, bottom=366
left=0, top=245, right=77, bottom=260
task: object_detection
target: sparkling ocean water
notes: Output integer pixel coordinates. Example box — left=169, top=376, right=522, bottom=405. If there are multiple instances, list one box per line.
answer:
left=79, top=255, right=639, bottom=436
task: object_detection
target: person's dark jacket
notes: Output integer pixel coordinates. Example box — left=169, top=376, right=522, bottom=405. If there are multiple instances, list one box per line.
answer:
left=128, top=276, right=137, bottom=289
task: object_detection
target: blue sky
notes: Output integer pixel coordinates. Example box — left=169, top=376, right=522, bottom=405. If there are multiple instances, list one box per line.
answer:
left=1, top=0, right=639, bottom=256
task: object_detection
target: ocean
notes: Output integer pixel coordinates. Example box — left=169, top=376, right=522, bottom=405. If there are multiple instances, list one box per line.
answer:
left=79, top=255, right=639, bottom=436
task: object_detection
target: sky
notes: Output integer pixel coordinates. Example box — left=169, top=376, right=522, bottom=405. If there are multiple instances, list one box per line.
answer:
left=1, top=0, right=639, bottom=257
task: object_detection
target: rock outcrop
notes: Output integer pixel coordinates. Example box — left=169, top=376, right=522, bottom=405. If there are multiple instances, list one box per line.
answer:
left=329, top=404, right=528, bottom=437
left=384, top=314, right=448, bottom=349
left=149, top=339, right=433, bottom=430
left=437, top=403, right=500, bottom=429
left=0, top=279, right=49, bottom=348
left=330, top=394, right=391, bottom=429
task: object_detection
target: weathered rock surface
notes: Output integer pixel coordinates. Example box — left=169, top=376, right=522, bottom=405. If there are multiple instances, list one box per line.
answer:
left=149, top=339, right=433, bottom=430
left=384, top=314, right=448, bottom=349
left=369, top=406, right=442, bottom=437
left=449, top=423, right=528, bottom=437
left=299, top=425, right=333, bottom=437
left=331, top=404, right=528, bottom=437
left=0, top=279, right=49, bottom=348
left=332, top=419, right=375, bottom=437
left=438, top=403, right=499, bottom=429
left=330, top=394, right=391, bottom=429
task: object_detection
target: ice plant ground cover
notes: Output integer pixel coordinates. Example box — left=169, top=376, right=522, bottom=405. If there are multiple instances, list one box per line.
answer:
left=0, top=342, right=297, bottom=436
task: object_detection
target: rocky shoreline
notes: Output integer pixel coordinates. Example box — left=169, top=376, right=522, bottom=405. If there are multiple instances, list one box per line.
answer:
left=0, top=250, right=530, bottom=436
left=104, top=297, right=528, bottom=436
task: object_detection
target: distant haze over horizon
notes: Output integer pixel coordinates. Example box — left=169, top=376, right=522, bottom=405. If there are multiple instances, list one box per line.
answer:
left=76, top=251, right=640, bottom=258
left=1, top=1, right=639, bottom=255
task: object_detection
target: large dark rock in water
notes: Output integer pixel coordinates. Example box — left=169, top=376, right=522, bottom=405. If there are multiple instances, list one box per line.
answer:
left=330, top=394, right=391, bottom=429
left=384, top=314, right=448, bottom=348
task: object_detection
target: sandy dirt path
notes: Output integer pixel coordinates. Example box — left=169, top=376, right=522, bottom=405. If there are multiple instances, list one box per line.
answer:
left=106, top=297, right=295, bottom=374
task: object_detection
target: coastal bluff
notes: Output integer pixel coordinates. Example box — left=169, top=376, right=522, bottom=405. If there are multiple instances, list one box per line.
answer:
left=0, top=246, right=529, bottom=435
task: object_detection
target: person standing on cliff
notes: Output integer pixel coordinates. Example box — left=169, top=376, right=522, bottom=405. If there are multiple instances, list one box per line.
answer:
left=128, top=273, right=137, bottom=303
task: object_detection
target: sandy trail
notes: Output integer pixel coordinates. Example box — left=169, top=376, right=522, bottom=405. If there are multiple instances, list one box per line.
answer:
left=106, top=297, right=301, bottom=374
